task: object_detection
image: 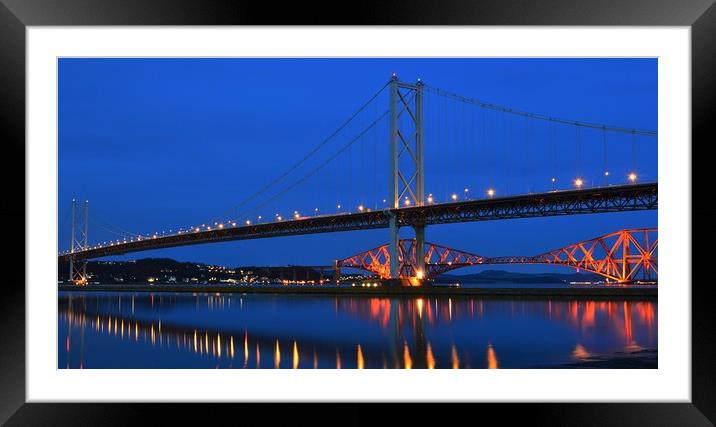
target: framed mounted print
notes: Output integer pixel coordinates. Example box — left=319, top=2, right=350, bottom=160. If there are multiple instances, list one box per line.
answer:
left=1, top=0, right=713, bottom=424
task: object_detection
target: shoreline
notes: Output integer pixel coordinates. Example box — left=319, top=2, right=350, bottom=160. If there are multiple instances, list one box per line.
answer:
left=539, top=349, right=658, bottom=369
left=58, top=283, right=657, bottom=298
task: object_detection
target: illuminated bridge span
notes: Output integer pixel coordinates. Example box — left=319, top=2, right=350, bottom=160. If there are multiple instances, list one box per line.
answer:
left=59, top=183, right=656, bottom=263
left=336, top=228, right=658, bottom=284
left=60, top=75, right=657, bottom=285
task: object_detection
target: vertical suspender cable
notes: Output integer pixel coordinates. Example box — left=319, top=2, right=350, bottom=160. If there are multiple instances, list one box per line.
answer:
left=450, top=95, right=455, bottom=196
left=550, top=119, right=555, bottom=190
left=443, top=94, right=447, bottom=200
left=463, top=101, right=468, bottom=194
left=631, top=130, right=637, bottom=173
left=602, top=126, right=608, bottom=185
left=524, top=115, right=529, bottom=193
left=471, top=101, right=475, bottom=188
left=505, top=112, right=509, bottom=194
left=373, top=94, right=378, bottom=210
left=335, top=143, right=340, bottom=212
left=483, top=107, right=488, bottom=192
left=576, top=125, right=582, bottom=180
left=450, top=96, right=455, bottom=194
left=361, top=119, right=365, bottom=207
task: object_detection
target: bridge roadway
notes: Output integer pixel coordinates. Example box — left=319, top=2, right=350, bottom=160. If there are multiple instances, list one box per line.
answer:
left=59, top=182, right=657, bottom=262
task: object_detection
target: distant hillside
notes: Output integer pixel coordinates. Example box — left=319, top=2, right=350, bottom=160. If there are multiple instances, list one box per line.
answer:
left=58, top=257, right=601, bottom=284
left=57, top=258, right=233, bottom=283
left=437, top=269, right=602, bottom=283
left=57, top=258, right=331, bottom=283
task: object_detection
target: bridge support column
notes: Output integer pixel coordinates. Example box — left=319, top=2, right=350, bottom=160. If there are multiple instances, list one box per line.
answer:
left=387, top=76, right=424, bottom=280
left=69, top=199, right=89, bottom=286
left=388, top=214, right=399, bottom=279
left=413, top=78, right=425, bottom=279
left=334, top=260, right=341, bottom=284
left=414, top=225, right=425, bottom=277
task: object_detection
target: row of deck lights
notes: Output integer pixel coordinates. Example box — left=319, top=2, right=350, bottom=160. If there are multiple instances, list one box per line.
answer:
left=573, top=172, right=637, bottom=189
left=69, top=172, right=638, bottom=253
left=204, top=170, right=636, bottom=227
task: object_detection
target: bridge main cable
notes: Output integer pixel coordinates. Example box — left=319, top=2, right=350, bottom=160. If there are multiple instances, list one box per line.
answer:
left=213, top=80, right=391, bottom=224
left=248, top=109, right=390, bottom=215
left=424, top=84, right=657, bottom=137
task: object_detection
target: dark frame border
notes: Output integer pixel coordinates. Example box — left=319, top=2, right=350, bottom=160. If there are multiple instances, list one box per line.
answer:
left=1, top=0, right=712, bottom=425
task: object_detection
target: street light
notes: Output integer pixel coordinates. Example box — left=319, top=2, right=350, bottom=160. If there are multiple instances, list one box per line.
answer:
left=427, top=194, right=434, bottom=204
left=487, top=188, right=495, bottom=198
left=451, top=193, right=458, bottom=201
left=574, top=178, right=584, bottom=188
left=464, top=188, right=469, bottom=200
left=628, top=172, right=637, bottom=183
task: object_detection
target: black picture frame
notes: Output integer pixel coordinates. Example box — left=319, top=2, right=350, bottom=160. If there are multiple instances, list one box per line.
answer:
left=1, top=0, right=712, bottom=425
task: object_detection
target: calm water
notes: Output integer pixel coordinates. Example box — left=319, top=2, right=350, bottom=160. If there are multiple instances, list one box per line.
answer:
left=58, top=290, right=657, bottom=369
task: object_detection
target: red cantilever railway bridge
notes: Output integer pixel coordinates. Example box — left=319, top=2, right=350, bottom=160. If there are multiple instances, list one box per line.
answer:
left=336, top=228, right=657, bottom=284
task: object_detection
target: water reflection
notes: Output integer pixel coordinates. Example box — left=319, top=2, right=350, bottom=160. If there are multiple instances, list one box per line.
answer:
left=59, top=292, right=657, bottom=369
left=426, top=343, right=435, bottom=369
left=572, top=344, right=592, bottom=360
left=357, top=345, right=364, bottom=370
left=274, top=340, right=281, bottom=369
left=487, top=344, right=499, bottom=369
left=293, top=341, right=299, bottom=369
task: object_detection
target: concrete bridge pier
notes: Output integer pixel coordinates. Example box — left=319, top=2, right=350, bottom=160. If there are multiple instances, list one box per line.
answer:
left=334, top=260, right=341, bottom=284
left=414, top=224, right=425, bottom=278
left=388, top=213, right=399, bottom=279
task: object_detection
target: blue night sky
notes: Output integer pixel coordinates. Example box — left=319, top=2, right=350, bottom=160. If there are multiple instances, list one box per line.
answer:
left=58, top=58, right=657, bottom=272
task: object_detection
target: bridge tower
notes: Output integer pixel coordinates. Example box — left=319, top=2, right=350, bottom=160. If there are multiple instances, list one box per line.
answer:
left=68, top=199, right=89, bottom=285
left=388, top=75, right=425, bottom=280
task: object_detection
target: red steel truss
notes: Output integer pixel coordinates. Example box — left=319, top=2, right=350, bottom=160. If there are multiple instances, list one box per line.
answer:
left=337, top=240, right=485, bottom=279
left=336, top=228, right=657, bottom=283
left=485, top=228, right=658, bottom=283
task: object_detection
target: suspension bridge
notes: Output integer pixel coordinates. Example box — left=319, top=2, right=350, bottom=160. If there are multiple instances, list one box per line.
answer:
left=59, top=75, right=657, bottom=286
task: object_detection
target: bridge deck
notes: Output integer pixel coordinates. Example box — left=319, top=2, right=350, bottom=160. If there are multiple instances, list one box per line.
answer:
left=59, top=183, right=657, bottom=261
